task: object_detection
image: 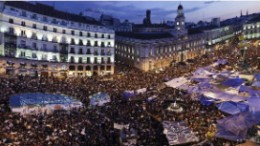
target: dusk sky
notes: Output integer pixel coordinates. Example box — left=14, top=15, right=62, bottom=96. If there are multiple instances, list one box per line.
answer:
left=39, top=1, right=260, bottom=24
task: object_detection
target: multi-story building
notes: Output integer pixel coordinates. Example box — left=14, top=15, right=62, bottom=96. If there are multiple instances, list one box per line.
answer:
left=115, top=32, right=206, bottom=71
left=115, top=5, right=206, bottom=72
left=115, top=20, right=133, bottom=32
left=243, top=15, right=260, bottom=40
left=0, top=1, right=115, bottom=77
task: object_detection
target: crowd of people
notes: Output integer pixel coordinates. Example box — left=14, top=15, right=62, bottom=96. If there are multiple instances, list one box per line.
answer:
left=0, top=40, right=260, bottom=145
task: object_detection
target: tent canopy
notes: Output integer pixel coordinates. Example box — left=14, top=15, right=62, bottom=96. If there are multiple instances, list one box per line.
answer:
left=222, top=78, right=244, bottom=87
left=216, top=101, right=249, bottom=115
left=165, top=77, right=189, bottom=88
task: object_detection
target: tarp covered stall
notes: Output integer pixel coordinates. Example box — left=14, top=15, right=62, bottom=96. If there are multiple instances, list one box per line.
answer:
left=193, top=68, right=214, bottom=76
left=202, top=90, right=246, bottom=102
left=216, top=101, right=249, bottom=115
left=222, top=78, right=244, bottom=87
left=216, top=98, right=260, bottom=142
left=216, top=112, right=251, bottom=141
left=162, top=121, right=199, bottom=145
left=199, top=96, right=215, bottom=106
left=252, top=81, right=260, bottom=88
left=254, top=74, right=260, bottom=81
left=165, top=77, right=189, bottom=88
left=9, top=93, right=83, bottom=115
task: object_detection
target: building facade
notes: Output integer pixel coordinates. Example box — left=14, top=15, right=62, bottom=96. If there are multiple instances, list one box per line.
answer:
left=115, top=32, right=206, bottom=71
left=0, top=1, right=115, bottom=77
left=243, top=15, right=260, bottom=40
left=115, top=4, right=207, bottom=72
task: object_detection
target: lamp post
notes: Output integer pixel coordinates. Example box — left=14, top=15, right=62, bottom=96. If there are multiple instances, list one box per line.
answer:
left=257, top=57, right=260, bottom=69
left=257, top=42, right=260, bottom=56
left=244, top=47, right=247, bottom=61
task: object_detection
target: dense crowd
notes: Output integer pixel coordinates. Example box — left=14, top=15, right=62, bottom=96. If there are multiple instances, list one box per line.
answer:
left=0, top=40, right=260, bottom=145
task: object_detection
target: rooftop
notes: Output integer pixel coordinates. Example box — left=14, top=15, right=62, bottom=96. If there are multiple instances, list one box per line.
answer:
left=116, top=32, right=174, bottom=40
left=247, top=14, right=260, bottom=23
left=5, top=1, right=101, bottom=26
left=134, top=24, right=174, bottom=29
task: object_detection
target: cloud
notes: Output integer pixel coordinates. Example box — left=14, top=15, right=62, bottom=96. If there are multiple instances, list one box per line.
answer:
left=204, top=1, right=219, bottom=5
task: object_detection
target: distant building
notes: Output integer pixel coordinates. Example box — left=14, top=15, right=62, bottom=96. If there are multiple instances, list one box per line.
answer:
left=243, top=14, right=260, bottom=40
left=100, top=14, right=121, bottom=29
left=174, top=4, right=187, bottom=37
left=115, top=20, right=133, bottom=32
left=115, top=4, right=206, bottom=71
left=166, top=21, right=175, bottom=27
left=143, top=10, right=152, bottom=26
left=83, top=9, right=102, bottom=21
left=211, top=18, right=220, bottom=27
left=0, top=1, right=115, bottom=77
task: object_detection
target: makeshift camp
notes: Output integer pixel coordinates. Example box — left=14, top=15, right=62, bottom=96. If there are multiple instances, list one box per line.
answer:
left=165, top=77, right=189, bottom=88
left=202, top=90, right=246, bottom=102
left=10, top=93, right=83, bottom=115
left=216, top=98, right=260, bottom=142
left=252, top=81, right=260, bottom=88
left=222, top=78, right=244, bottom=87
left=199, top=96, right=215, bottom=106
left=89, top=92, right=110, bottom=106
left=162, top=121, right=199, bottom=145
left=216, top=101, right=249, bottom=115
left=254, top=74, right=260, bottom=81
left=193, top=68, right=214, bottom=77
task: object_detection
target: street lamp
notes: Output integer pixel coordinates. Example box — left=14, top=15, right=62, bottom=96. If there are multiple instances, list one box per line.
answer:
left=257, top=57, right=260, bottom=69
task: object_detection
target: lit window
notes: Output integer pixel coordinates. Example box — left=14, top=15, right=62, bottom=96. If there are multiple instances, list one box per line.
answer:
left=177, top=22, right=179, bottom=25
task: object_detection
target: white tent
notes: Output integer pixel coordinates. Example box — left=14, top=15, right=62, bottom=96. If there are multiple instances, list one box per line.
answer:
left=193, top=68, right=214, bottom=76
left=165, top=77, right=189, bottom=88
left=202, top=89, right=246, bottom=102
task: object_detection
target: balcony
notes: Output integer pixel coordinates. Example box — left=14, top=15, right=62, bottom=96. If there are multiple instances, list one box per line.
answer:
left=18, top=45, right=31, bottom=50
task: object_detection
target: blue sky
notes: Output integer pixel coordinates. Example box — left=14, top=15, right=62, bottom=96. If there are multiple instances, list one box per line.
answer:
left=40, top=1, right=260, bottom=23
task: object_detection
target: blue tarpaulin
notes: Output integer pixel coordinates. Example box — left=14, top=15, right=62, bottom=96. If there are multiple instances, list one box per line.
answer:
left=216, top=101, right=249, bottom=115
left=254, top=74, right=260, bottom=81
left=216, top=98, right=260, bottom=141
left=222, top=78, right=244, bottom=87
left=199, top=96, right=214, bottom=106
left=122, top=91, right=135, bottom=100
left=10, top=93, right=78, bottom=108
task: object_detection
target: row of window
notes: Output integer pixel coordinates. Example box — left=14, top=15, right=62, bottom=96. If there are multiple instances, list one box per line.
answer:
left=8, top=63, right=112, bottom=71
left=244, top=24, right=260, bottom=30
left=7, top=27, right=112, bottom=47
left=19, top=40, right=112, bottom=55
left=19, top=51, right=112, bottom=64
left=8, top=18, right=112, bottom=39
left=69, top=65, right=112, bottom=71
left=9, top=6, right=107, bottom=31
